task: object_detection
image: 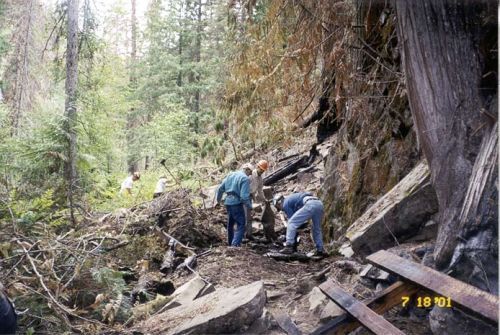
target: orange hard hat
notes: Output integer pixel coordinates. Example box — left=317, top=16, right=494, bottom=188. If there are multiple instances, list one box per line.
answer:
left=256, top=160, right=269, bottom=171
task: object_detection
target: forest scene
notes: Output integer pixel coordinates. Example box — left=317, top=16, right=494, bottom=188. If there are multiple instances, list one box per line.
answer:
left=0, top=0, right=497, bottom=334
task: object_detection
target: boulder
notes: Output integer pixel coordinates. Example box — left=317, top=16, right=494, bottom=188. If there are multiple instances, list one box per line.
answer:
left=346, top=162, right=438, bottom=256
left=138, top=281, right=266, bottom=335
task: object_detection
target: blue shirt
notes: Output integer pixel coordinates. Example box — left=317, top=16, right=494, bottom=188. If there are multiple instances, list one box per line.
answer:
left=216, top=171, right=252, bottom=208
left=283, top=192, right=312, bottom=219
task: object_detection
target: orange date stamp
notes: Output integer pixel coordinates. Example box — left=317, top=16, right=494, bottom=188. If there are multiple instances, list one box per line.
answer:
left=401, top=296, right=452, bottom=308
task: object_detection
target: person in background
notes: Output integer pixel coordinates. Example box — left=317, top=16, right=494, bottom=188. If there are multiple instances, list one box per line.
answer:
left=246, top=159, right=269, bottom=240
left=120, top=172, right=140, bottom=195
left=153, top=176, right=169, bottom=198
left=0, top=283, right=16, bottom=334
left=216, top=164, right=252, bottom=247
left=273, top=192, right=327, bottom=257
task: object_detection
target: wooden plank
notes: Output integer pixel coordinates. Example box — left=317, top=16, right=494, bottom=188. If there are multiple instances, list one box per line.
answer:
left=312, top=281, right=418, bottom=335
left=318, top=280, right=405, bottom=335
left=367, top=250, right=499, bottom=324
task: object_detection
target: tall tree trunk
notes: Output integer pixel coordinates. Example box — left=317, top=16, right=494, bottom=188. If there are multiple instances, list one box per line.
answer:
left=177, top=1, right=184, bottom=88
left=395, top=0, right=497, bottom=269
left=65, top=0, right=79, bottom=224
left=193, top=0, right=202, bottom=132
left=7, top=0, right=35, bottom=136
left=127, top=0, right=138, bottom=173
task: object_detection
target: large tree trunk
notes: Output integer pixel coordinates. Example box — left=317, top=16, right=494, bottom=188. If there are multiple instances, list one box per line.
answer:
left=65, top=0, right=79, bottom=224
left=126, top=0, right=138, bottom=173
left=395, top=0, right=497, bottom=269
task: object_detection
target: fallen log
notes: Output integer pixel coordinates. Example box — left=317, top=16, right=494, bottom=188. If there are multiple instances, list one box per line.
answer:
left=263, top=155, right=308, bottom=186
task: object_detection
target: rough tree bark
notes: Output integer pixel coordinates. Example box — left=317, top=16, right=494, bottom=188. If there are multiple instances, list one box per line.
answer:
left=449, top=122, right=498, bottom=293
left=127, top=0, right=138, bottom=173
left=65, top=0, right=79, bottom=224
left=395, top=0, right=497, bottom=269
left=4, top=0, right=38, bottom=136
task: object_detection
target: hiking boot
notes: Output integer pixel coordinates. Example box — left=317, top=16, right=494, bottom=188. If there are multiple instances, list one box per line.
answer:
left=311, top=249, right=328, bottom=258
left=279, top=245, right=294, bottom=254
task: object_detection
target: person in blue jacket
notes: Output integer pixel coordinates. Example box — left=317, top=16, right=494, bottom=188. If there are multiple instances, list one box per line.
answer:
left=273, top=192, right=327, bottom=257
left=0, top=283, right=16, bottom=334
left=216, top=164, right=253, bottom=247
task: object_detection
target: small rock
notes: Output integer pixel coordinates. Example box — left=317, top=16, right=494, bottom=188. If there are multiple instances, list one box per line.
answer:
left=375, top=282, right=389, bottom=293
left=358, top=277, right=376, bottom=289
left=273, top=311, right=302, bottom=335
left=333, top=260, right=363, bottom=273
left=319, top=301, right=344, bottom=322
left=162, top=276, right=209, bottom=311
left=421, top=250, right=436, bottom=267
left=308, top=287, right=328, bottom=314
left=359, top=264, right=391, bottom=282
left=359, top=264, right=373, bottom=277
left=296, top=280, right=316, bottom=295
left=339, top=243, right=354, bottom=258
left=267, top=290, right=286, bottom=301
left=243, top=308, right=274, bottom=335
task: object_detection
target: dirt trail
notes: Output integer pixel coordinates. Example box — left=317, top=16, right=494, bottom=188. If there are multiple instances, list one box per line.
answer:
left=1, top=130, right=434, bottom=334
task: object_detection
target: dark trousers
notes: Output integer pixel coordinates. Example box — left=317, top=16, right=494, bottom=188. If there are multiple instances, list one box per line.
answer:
left=226, top=204, right=246, bottom=246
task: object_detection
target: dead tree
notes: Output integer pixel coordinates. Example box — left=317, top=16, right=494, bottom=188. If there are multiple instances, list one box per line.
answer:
left=395, top=0, right=497, bottom=269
